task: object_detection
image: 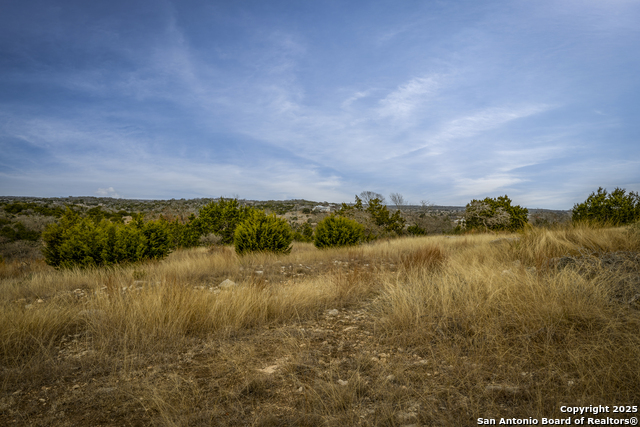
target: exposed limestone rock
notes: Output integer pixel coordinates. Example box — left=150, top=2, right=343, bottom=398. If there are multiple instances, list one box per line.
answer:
left=219, top=279, right=237, bottom=289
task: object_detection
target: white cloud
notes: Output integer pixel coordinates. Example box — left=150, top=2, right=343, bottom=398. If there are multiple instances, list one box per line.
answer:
left=377, top=76, right=439, bottom=120
left=438, top=105, right=550, bottom=141
left=341, top=90, right=372, bottom=109
left=383, top=104, right=552, bottom=162
left=493, top=146, right=566, bottom=173
left=95, top=187, right=121, bottom=198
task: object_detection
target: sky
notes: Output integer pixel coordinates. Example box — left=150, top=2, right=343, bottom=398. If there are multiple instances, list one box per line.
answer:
left=1, top=0, right=639, bottom=209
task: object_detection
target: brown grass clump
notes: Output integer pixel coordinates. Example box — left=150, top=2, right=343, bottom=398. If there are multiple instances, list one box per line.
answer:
left=399, top=244, right=447, bottom=272
left=515, top=223, right=640, bottom=268
left=1, top=224, right=638, bottom=425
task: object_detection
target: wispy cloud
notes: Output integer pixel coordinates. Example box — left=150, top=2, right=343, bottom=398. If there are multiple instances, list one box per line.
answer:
left=454, top=174, right=526, bottom=197
left=377, top=76, right=440, bottom=120
left=341, top=90, right=372, bottom=109
left=1, top=1, right=639, bottom=209
left=375, top=21, right=418, bottom=45
left=437, top=105, right=551, bottom=141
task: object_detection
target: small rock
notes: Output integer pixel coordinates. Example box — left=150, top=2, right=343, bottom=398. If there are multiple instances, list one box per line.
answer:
left=386, top=374, right=396, bottom=382
left=36, top=299, right=44, bottom=304
left=219, top=279, right=237, bottom=289
left=337, top=379, right=348, bottom=386
left=258, top=365, right=279, bottom=374
left=326, top=309, right=339, bottom=316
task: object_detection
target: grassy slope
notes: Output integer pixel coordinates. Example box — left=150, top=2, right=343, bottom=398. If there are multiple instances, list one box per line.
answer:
left=1, top=225, right=639, bottom=426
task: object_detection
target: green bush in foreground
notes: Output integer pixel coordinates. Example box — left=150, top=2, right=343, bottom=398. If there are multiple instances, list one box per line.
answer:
left=234, top=211, right=293, bottom=255
left=42, top=208, right=171, bottom=268
left=572, top=187, right=640, bottom=225
left=314, top=215, right=364, bottom=249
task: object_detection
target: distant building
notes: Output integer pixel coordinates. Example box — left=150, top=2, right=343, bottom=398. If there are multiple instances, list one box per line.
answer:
left=313, top=205, right=331, bottom=213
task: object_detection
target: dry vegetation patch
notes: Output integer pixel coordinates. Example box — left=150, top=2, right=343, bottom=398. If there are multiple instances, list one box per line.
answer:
left=1, top=226, right=639, bottom=426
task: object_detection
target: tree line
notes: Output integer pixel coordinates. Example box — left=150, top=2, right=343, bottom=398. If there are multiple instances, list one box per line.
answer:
left=25, top=187, right=640, bottom=268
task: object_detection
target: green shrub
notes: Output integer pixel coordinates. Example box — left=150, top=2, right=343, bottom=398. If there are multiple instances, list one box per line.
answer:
left=366, top=198, right=406, bottom=234
left=3, top=202, right=65, bottom=217
left=0, top=222, right=40, bottom=242
left=292, top=223, right=314, bottom=242
left=572, top=187, right=640, bottom=225
left=111, top=223, right=146, bottom=264
left=463, top=195, right=528, bottom=232
left=167, top=215, right=200, bottom=249
left=194, top=198, right=254, bottom=244
left=138, top=219, right=172, bottom=260
left=234, top=211, right=293, bottom=255
left=337, top=195, right=404, bottom=241
left=42, top=208, right=171, bottom=268
left=407, top=224, right=427, bottom=236
left=314, top=215, right=364, bottom=249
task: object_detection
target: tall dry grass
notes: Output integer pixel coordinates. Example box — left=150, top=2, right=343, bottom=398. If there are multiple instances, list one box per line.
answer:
left=375, top=224, right=640, bottom=418
left=1, top=223, right=638, bottom=424
left=0, top=242, right=385, bottom=390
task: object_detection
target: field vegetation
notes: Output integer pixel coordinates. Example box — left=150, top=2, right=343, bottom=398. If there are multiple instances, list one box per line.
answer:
left=1, top=189, right=638, bottom=425
left=1, top=221, right=639, bottom=425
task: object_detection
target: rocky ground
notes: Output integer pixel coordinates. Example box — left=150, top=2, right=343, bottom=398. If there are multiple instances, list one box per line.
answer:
left=2, top=241, right=638, bottom=426
left=2, top=296, right=444, bottom=426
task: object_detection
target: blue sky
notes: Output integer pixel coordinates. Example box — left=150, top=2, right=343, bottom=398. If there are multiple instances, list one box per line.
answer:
left=1, top=0, right=639, bottom=209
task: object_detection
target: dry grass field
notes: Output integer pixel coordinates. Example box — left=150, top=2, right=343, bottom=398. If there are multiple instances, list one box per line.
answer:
left=1, top=224, right=639, bottom=426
